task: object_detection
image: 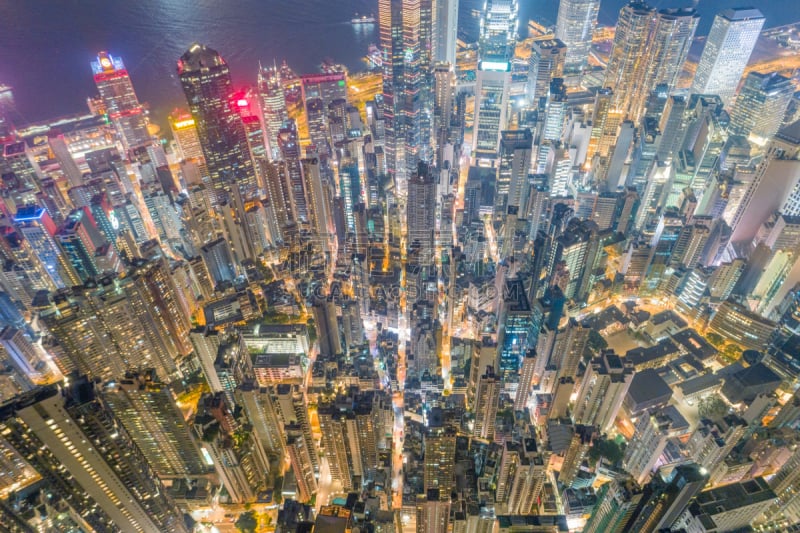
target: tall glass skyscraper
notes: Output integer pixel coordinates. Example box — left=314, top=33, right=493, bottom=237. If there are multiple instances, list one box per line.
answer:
left=554, top=0, right=599, bottom=76
left=379, top=0, right=433, bottom=194
left=257, top=64, right=289, bottom=160
left=91, top=51, right=150, bottom=152
left=433, top=0, right=459, bottom=66
left=472, top=0, right=517, bottom=162
left=728, top=71, right=794, bottom=147
left=178, top=43, right=257, bottom=202
left=690, top=8, right=765, bottom=105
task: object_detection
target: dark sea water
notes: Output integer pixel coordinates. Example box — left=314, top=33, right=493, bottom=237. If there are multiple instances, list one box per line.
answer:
left=0, top=0, right=798, bottom=126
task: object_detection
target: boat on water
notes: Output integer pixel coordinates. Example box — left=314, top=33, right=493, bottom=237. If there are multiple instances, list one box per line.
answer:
left=363, top=44, right=382, bottom=69
left=320, top=59, right=347, bottom=75
left=351, top=14, right=376, bottom=25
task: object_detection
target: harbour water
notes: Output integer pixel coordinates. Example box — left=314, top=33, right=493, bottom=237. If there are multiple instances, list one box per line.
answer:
left=0, top=0, right=796, bottom=124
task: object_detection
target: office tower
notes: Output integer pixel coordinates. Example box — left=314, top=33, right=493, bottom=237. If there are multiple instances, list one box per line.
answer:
left=91, top=51, right=150, bottom=152
left=178, top=44, right=257, bottom=201
left=101, top=369, right=208, bottom=478
left=543, top=79, right=568, bottom=142
left=670, top=221, right=711, bottom=268
left=497, top=129, right=533, bottom=212
left=14, top=205, right=80, bottom=289
left=527, top=39, right=566, bottom=107
left=55, top=207, right=112, bottom=283
left=0, top=84, right=14, bottom=142
left=472, top=0, right=517, bottom=161
left=473, top=366, right=500, bottom=440
left=473, top=67, right=512, bottom=161
left=433, top=62, right=454, bottom=149
left=379, top=0, right=433, bottom=191
left=587, top=88, right=625, bottom=164
left=728, top=72, right=794, bottom=148
left=691, top=8, right=765, bottom=105
left=169, top=108, right=204, bottom=163
left=554, top=0, right=599, bottom=76
left=433, top=0, right=458, bottom=65
left=301, top=72, right=347, bottom=112
left=287, top=434, right=318, bottom=503
left=573, top=350, right=634, bottom=433
left=514, top=349, right=538, bottom=411
left=257, top=64, right=289, bottom=160
left=708, top=299, right=777, bottom=351
left=680, top=477, right=775, bottom=532
left=0, top=383, right=188, bottom=533
left=646, top=9, right=699, bottom=94
left=498, top=278, right=539, bottom=378
left=603, top=2, right=656, bottom=123
left=407, top=162, right=436, bottom=265
left=624, top=463, right=708, bottom=533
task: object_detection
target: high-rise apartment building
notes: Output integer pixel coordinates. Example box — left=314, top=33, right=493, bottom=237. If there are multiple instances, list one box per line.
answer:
left=573, top=349, right=634, bottom=433
left=473, top=366, right=500, bottom=440
left=101, top=369, right=209, bottom=478
left=0, top=383, right=188, bottom=533
left=691, top=8, right=765, bottom=105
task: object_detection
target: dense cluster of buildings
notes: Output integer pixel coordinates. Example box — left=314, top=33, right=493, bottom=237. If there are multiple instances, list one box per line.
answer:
left=0, top=0, right=798, bottom=532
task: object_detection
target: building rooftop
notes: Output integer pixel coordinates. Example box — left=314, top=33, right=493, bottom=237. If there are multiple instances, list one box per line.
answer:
left=694, top=477, right=775, bottom=514
left=672, top=329, right=718, bottom=361
left=627, top=368, right=672, bottom=407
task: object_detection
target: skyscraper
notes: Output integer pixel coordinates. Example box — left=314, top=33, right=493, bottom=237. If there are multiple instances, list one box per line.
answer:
left=554, top=0, right=599, bottom=76
left=646, top=9, right=699, bottom=93
left=379, top=0, right=433, bottom=192
left=101, top=369, right=209, bottom=478
left=573, top=349, right=634, bottom=433
left=728, top=72, right=794, bottom=147
left=691, top=8, right=765, bottom=105
left=527, top=39, right=566, bottom=107
left=14, top=205, right=79, bottom=289
left=257, top=64, right=289, bottom=160
left=602, top=2, right=656, bottom=123
left=178, top=44, right=257, bottom=202
left=497, top=129, right=533, bottom=211
left=407, top=162, right=436, bottom=265
left=473, top=365, right=500, bottom=440
left=433, top=0, right=459, bottom=65
left=0, top=383, right=188, bottom=533
left=472, top=0, right=517, bottom=162
left=91, top=51, right=151, bottom=152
